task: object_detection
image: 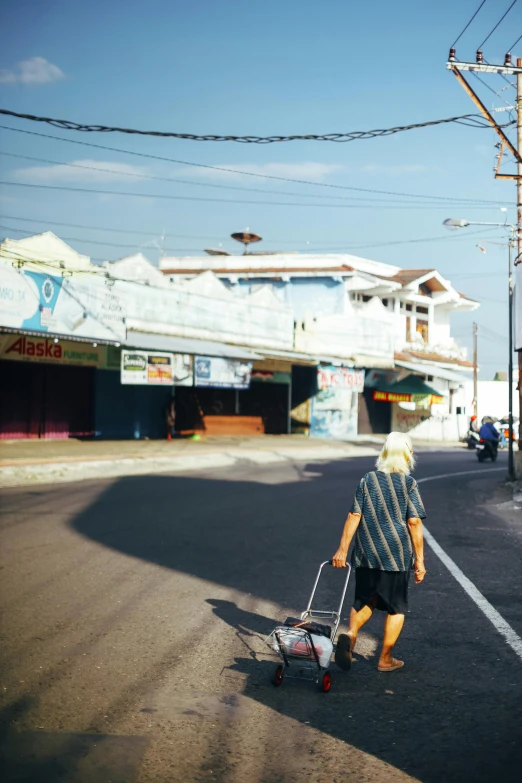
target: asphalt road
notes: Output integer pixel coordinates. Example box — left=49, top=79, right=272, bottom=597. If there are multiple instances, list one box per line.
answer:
left=0, top=449, right=521, bottom=783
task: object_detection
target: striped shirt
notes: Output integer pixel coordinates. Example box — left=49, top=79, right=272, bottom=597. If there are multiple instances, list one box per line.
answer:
left=350, top=471, right=426, bottom=572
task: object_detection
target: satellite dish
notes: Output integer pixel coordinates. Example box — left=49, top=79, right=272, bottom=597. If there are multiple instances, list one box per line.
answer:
left=204, top=248, right=231, bottom=256
left=231, top=231, right=262, bottom=255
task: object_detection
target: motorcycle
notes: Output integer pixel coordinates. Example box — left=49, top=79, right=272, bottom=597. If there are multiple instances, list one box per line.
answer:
left=476, top=439, right=498, bottom=463
left=465, top=430, right=480, bottom=449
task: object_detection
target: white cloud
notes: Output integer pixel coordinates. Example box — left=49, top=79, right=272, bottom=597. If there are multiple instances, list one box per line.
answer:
left=176, top=162, right=343, bottom=182
left=13, top=159, right=149, bottom=184
left=0, top=57, right=65, bottom=85
left=360, top=163, right=430, bottom=176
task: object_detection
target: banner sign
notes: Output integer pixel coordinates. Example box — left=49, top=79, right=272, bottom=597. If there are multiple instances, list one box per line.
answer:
left=0, top=333, right=106, bottom=367
left=0, top=265, right=126, bottom=342
left=195, top=356, right=252, bottom=389
left=373, top=390, right=443, bottom=405
left=121, top=350, right=193, bottom=386
left=318, top=366, right=365, bottom=393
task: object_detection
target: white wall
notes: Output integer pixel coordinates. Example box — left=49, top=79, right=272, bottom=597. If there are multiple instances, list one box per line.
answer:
left=452, top=381, right=519, bottom=421
left=295, top=298, right=395, bottom=364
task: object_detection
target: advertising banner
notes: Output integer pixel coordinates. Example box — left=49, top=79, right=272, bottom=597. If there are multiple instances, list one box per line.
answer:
left=0, top=333, right=107, bottom=367
left=194, top=356, right=252, bottom=389
left=121, top=351, right=193, bottom=386
left=318, top=366, right=365, bottom=393
left=0, top=265, right=126, bottom=342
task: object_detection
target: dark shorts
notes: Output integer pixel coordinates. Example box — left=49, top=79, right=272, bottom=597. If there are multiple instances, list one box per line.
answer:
left=353, top=566, right=410, bottom=615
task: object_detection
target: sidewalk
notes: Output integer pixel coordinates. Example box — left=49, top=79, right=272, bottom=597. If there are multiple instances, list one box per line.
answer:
left=0, top=435, right=464, bottom=488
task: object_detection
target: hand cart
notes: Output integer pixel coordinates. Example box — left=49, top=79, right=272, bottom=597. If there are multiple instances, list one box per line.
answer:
left=266, top=560, right=351, bottom=692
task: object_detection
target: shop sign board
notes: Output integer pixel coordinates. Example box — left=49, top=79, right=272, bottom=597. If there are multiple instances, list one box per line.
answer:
left=0, top=265, right=126, bottom=342
left=251, top=369, right=291, bottom=384
left=121, top=350, right=193, bottom=385
left=194, top=356, right=252, bottom=389
left=318, top=366, right=365, bottom=393
left=0, top=333, right=106, bottom=367
left=372, top=390, right=443, bottom=405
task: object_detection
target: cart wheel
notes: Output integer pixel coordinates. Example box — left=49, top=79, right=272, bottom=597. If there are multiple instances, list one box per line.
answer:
left=320, top=671, right=332, bottom=693
left=273, top=664, right=284, bottom=687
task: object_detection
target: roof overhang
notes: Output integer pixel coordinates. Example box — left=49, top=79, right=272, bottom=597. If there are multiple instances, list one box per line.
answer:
left=126, top=331, right=262, bottom=360
left=395, top=359, right=471, bottom=384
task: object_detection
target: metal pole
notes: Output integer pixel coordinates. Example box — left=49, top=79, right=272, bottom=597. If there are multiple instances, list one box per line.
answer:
left=473, top=322, right=478, bottom=417
left=509, top=57, right=522, bottom=450
left=508, top=238, right=515, bottom=481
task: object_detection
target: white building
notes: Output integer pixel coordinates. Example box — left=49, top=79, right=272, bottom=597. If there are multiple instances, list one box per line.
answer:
left=158, top=250, right=478, bottom=438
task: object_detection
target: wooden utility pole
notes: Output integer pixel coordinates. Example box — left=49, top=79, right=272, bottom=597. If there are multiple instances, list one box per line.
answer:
left=446, top=51, right=522, bottom=472
left=473, top=322, right=478, bottom=418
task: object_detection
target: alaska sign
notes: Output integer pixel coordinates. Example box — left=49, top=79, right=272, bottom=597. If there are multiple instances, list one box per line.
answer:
left=0, top=335, right=106, bottom=367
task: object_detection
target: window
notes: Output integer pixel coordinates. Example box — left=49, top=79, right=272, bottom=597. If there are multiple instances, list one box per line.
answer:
left=416, top=319, right=429, bottom=342
left=406, top=316, right=412, bottom=342
left=419, top=283, right=432, bottom=297
left=362, top=294, right=372, bottom=303
left=382, top=298, right=388, bottom=307
left=416, top=306, right=428, bottom=315
left=405, top=303, right=413, bottom=312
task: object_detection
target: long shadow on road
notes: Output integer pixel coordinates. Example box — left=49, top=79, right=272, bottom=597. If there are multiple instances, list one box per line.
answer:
left=61, top=459, right=522, bottom=783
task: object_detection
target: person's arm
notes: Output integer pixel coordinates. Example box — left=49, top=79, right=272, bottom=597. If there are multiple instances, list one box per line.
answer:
left=407, top=517, right=426, bottom=583
left=332, top=512, right=361, bottom=568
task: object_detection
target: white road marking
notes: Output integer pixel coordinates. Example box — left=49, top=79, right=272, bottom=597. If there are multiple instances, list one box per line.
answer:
left=418, top=468, right=522, bottom=662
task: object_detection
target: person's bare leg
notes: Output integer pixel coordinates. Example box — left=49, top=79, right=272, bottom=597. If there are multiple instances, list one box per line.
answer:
left=347, top=602, right=375, bottom=647
left=378, top=613, right=405, bottom=670
left=335, top=599, right=376, bottom=670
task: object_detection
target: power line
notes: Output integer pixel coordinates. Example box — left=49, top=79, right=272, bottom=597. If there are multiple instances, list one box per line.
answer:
left=0, top=224, right=200, bottom=253
left=452, top=0, right=488, bottom=47
left=0, top=124, right=513, bottom=206
left=477, top=0, right=519, bottom=49
left=0, top=214, right=222, bottom=240
left=0, top=179, right=510, bottom=210
left=508, top=32, right=522, bottom=50
left=0, top=216, right=502, bottom=254
left=3, top=150, right=491, bottom=206
left=1, top=151, right=427, bottom=205
left=0, top=107, right=503, bottom=143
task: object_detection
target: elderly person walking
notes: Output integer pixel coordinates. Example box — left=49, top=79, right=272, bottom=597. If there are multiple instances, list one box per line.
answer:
left=332, top=432, right=426, bottom=672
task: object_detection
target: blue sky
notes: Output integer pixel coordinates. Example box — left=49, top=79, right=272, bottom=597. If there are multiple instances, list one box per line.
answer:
left=1, top=0, right=521, bottom=375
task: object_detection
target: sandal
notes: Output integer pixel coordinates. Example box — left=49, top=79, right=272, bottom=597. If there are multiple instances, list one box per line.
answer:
left=334, top=632, right=355, bottom=671
left=377, top=659, right=404, bottom=672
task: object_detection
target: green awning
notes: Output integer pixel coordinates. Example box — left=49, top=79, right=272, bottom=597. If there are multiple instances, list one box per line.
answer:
left=377, top=374, right=444, bottom=397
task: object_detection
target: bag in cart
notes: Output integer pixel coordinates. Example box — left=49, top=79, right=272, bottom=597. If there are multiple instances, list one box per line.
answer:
left=266, top=560, right=351, bottom=692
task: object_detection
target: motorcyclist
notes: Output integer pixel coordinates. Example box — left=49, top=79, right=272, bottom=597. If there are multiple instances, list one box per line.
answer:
left=479, top=417, right=499, bottom=457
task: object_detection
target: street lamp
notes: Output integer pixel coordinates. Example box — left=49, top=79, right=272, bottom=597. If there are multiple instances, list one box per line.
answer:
left=443, top=217, right=516, bottom=481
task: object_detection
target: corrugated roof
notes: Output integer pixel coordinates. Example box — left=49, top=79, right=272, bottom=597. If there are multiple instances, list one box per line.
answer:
left=125, top=331, right=262, bottom=360
left=162, top=265, right=355, bottom=276
left=395, top=349, right=473, bottom=368
left=387, top=269, right=436, bottom=285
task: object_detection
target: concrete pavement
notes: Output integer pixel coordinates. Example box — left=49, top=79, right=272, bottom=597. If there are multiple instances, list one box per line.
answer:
left=0, top=435, right=464, bottom=488
left=1, top=450, right=521, bottom=782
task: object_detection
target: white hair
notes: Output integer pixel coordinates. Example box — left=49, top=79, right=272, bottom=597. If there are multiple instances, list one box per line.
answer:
left=376, top=431, right=416, bottom=475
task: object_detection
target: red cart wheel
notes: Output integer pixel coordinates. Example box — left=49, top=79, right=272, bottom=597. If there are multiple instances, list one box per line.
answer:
left=320, top=671, right=332, bottom=692
left=273, top=664, right=284, bottom=686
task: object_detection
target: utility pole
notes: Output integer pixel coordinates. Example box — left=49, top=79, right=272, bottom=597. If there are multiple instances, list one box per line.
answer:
left=446, top=50, right=522, bottom=474
left=473, top=322, right=478, bottom=418
left=518, top=60, right=522, bottom=459
left=508, top=239, right=515, bottom=481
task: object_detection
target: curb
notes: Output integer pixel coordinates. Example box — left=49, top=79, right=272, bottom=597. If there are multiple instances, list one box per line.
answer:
left=0, top=446, right=380, bottom=488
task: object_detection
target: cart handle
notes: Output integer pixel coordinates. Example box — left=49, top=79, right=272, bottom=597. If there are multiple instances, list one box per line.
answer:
left=302, top=560, right=351, bottom=631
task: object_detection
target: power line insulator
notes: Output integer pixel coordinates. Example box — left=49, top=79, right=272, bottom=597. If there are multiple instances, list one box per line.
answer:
left=476, top=50, right=484, bottom=63
left=504, top=52, right=512, bottom=66
left=449, top=48, right=456, bottom=61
